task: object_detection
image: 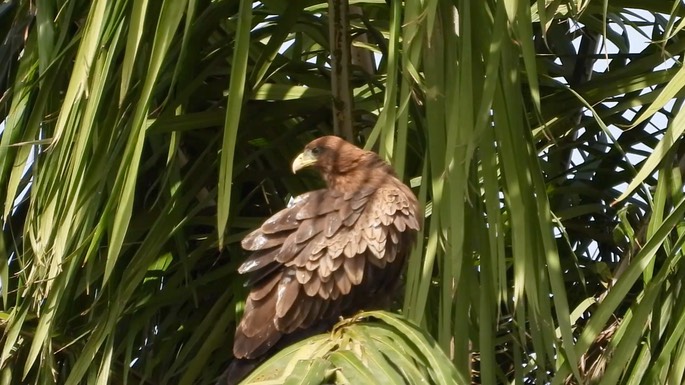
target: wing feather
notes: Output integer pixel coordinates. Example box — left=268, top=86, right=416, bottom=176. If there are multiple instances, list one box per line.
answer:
left=343, top=239, right=356, bottom=258
left=343, top=254, right=365, bottom=285
left=343, top=209, right=363, bottom=227
left=368, top=254, right=387, bottom=268
left=319, top=254, right=334, bottom=278
left=393, top=215, right=407, bottom=232
left=295, top=191, right=340, bottom=220
left=334, top=268, right=352, bottom=295
left=241, top=231, right=289, bottom=251
left=249, top=270, right=281, bottom=301
left=324, top=212, right=343, bottom=237
left=275, top=272, right=299, bottom=318
left=274, top=234, right=297, bottom=263
left=260, top=208, right=300, bottom=234
left=234, top=273, right=283, bottom=359
left=294, top=216, right=325, bottom=243
left=385, top=241, right=398, bottom=263
left=302, top=298, right=322, bottom=328
left=332, top=252, right=345, bottom=270
left=238, top=248, right=279, bottom=274
left=318, top=278, right=335, bottom=300
left=296, top=268, right=313, bottom=284
left=279, top=295, right=311, bottom=333
left=304, top=275, right=321, bottom=296
left=351, top=195, right=370, bottom=210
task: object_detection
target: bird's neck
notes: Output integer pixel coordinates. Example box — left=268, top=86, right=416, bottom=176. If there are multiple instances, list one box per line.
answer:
left=324, top=157, right=395, bottom=193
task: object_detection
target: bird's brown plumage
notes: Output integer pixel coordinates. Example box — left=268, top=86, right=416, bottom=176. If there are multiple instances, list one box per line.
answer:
left=233, top=136, right=421, bottom=360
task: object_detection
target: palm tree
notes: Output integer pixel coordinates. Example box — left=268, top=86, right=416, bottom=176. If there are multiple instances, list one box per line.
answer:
left=1, top=0, right=684, bottom=384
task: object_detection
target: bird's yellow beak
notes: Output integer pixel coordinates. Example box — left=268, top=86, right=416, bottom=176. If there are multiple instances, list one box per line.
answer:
left=291, top=150, right=318, bottom=174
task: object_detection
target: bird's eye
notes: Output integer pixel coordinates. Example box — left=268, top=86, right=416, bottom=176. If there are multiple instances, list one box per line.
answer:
left=311, top=146, right=321, bottom=155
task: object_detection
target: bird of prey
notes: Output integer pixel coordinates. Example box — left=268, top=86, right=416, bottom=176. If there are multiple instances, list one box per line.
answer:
left=233, top=135, right=421, bottom=361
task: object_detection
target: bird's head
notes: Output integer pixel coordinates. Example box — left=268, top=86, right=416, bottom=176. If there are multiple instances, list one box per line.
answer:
left=291, top=136, right=388, bottom=192
left=293, top=136, right=395, bottom=192
left=291, top=136, right=366, bottom=175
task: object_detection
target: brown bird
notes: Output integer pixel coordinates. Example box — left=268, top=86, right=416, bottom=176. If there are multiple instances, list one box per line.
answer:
left=232, top=135, right=421, bottom=361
